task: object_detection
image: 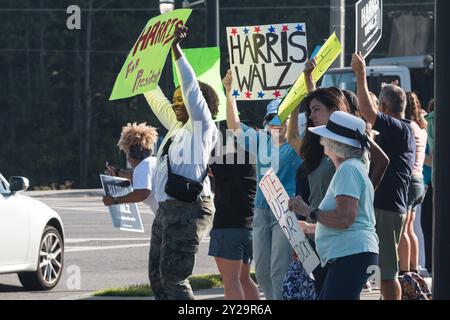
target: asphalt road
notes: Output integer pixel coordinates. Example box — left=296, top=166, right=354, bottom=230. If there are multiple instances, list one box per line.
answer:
left=0, top=193, right=218, bottom=300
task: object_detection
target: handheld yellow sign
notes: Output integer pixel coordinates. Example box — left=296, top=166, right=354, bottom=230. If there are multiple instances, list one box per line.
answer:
left=270, top=32, right=342, bottom=125
left=109, top=9, right=192, bottom=101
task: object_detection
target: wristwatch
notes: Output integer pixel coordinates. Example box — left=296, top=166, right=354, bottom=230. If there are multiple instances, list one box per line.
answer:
left=113, top=197, right=120, bottom=205
left=310, top=208, right=321, bottom=221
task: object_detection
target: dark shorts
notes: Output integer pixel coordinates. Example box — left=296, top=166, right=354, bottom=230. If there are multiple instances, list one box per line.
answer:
left=407, top=176, right=426, bottom=211
left=208, top=228, right=253, bottom=264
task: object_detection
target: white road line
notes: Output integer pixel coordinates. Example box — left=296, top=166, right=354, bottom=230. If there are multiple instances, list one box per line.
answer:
left=66, top=243, right=149, bottom=252
left=51, top=206, right=154, bottom=215
left=66, top=238, right=150, bottom=243
left=52, top=206, right=109, bottom=213
left=65, top=237, right=210, bottom=249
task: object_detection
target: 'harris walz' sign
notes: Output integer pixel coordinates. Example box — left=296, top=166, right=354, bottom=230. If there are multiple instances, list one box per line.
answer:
left=356, top=0, right=383, bottom=58
left=100, top=174, right=144, bottom=233
left=226, top=23, right=308, bottom=101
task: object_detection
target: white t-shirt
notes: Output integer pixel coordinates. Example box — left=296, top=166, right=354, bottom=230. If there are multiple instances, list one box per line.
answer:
left=132, top=156, right=158, bottom=213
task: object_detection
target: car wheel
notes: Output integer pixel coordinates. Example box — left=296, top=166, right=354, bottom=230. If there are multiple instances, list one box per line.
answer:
left=18, top=225, right=64, bottom=290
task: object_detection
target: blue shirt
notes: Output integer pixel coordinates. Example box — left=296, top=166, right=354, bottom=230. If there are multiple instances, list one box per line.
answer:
left=238, top=124, right=302, bottom=209
left=374, top=113, right=416, bottom=214
left=423, top=143, right=432, bottom=186
left=316, top=159, right=379, bottom=267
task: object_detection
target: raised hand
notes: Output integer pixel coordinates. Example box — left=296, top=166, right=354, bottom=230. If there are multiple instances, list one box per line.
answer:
left=104, top=162, right=118, bottom=176
left=304, top=57, right=317, bottom=76
left=223, top=70, right=233, bottom=93
left=351, top=52, right=366, bottom=76
left=172, top=25, right=188, bottom=48
left=288, top=195, right=312, bottom=217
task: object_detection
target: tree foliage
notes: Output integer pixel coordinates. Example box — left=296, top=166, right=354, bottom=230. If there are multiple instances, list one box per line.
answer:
left=0, top=0, right=434, bottom=188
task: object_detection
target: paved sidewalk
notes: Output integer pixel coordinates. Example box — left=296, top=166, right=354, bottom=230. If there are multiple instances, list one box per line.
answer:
left=81, top=287, right=382, bottom=300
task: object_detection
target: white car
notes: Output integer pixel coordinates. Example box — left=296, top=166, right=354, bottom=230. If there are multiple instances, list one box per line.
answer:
left=0, top=173, right=64, bottom=290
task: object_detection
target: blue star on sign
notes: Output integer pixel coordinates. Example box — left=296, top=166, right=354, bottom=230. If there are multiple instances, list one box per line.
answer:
left=268, top=25, right=276, bottom=33
left=257, top=91, right=265, bottom=99
left=232, top=90, right=240, bottom=97
left=296, top=24, right=304, bottom=32
left=243, top=27, right=250, bottom=35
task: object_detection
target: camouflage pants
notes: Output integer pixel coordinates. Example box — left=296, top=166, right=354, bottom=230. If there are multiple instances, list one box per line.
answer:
left=149, top=197, right=214, bottom=300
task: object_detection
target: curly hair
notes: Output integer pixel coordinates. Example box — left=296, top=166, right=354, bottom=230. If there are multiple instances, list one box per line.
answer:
left=198, top=81, right=219, bottom=120
left=406, top=92, right=427, bottom=130
left=117, top=122, right=158, bottom=156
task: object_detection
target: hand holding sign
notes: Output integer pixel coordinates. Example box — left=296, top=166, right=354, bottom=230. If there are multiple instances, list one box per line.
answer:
left=223, top=70, right=233, bottom=93
left=288, top=195, right=312, bottom=218
left=351, top=51, right=367, bottom=76
left=299, top=221, right=316, bottom=235
left=103, top=195, right=115, bottom=206
left=304, top=57, right=317, bottom=77
left=172, top=26, right=188, bottom=47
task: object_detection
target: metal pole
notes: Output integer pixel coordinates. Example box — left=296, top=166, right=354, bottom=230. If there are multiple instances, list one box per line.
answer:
left=330, top=0, right=345, bottom=68
left=206, top=0, right=219, bottom=47
left=433, top=0, right=450, bottom=300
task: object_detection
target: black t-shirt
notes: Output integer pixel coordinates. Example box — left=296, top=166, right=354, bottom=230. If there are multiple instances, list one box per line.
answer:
left=374, top=112, right=416, bottom=214
left=210, top=149, right=256, bottom=229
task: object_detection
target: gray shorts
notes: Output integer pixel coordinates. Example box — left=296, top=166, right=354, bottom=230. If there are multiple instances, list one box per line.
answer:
left=208, top=228, right=253, bottom=264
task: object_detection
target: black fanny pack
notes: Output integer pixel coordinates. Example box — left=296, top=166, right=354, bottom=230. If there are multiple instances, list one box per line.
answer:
left=163, top=138, right=208, bottom=203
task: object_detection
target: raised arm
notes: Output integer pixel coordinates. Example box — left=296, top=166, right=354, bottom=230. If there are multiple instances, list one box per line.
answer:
left=172, top=27, right=212, bottom=124
left=143, top=87, right=177, bottom=130
left=287, top=106, right=301, bottom=156
left=287, top=58, right=317, bottom=155
left=368, top=136, right=390, bottom=191
left=223, top=70, right=242, bottom=133
left=351, top=52, right=378, bottom=126
left=304, top=57, right=317, bottom=93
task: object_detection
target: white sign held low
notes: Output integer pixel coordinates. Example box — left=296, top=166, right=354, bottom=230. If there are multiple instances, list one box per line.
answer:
left=100, top=174, right=144, bottom=233
left=259, top=168, right=320, bottom=275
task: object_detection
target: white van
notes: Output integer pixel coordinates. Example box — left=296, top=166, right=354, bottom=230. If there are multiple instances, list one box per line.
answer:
left=321, top=55, right=434, bottom=105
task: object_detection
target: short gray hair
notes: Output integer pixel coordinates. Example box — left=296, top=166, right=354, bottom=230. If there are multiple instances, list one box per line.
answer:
left=379, top=84, right=407, bottom=114
left=320, top=137, right=369, bottom=165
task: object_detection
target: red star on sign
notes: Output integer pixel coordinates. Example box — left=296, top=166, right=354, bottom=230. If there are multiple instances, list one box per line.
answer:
left=231, top=28, right=238, bottom=36
left=273, top=90, right=281, bottom=98
left=245, top=91, right=252, bottom=99
left=254, top=26, right=261, bottom=33
left=282, top=25, right=289, bottom=32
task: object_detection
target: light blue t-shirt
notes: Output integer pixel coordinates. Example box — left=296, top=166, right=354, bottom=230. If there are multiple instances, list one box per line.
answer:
left=315, top=158, right=379, bottom=267
left=238, top=124, right=302, bottom=209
